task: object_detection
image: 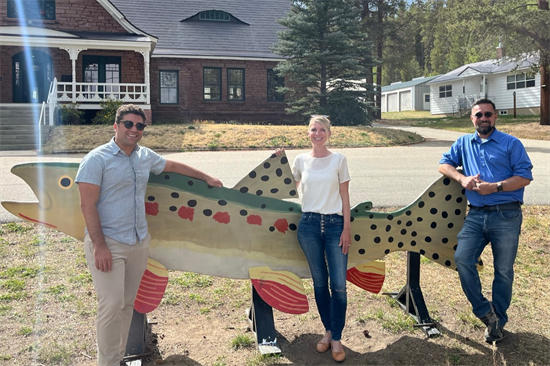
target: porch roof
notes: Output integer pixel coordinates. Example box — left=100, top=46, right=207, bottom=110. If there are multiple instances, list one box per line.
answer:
left=110, top=0, right=290, bottom=61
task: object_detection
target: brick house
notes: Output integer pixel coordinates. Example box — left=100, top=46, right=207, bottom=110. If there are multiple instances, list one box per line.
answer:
left=0, top=0, right=291, bottom=126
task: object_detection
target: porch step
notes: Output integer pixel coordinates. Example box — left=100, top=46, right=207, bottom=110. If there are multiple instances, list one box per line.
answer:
left=0, top=104, right=51, bottom=150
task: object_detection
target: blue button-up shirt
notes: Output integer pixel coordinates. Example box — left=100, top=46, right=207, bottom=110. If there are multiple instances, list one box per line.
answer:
left=75, top=138, right=166, bottom=244
left=439, top=129, right=533, bottom=207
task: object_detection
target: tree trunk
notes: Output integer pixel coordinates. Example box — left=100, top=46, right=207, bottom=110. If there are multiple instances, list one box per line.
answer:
left=539, top=0, right=549, bottom=125
left=375, top=0, right=384, bottom=120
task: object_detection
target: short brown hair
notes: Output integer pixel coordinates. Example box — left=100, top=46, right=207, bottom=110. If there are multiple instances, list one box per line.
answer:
left=115, top=104, right=146, bottom=124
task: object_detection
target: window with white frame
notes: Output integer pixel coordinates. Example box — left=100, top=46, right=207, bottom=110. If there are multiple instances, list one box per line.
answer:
left=439, top=85, right=452, bottom=98
left=203, top=67, right=222, bottom=101
left=227, top=68, right=244, bottom=101
left=507, top=73, right=535, bottom=90
left=160, top=71, right=178, bottom=104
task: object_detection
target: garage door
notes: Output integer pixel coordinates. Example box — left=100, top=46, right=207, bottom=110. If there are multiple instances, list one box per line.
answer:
left=388, top=93, right=398, bottom=112
left=400, top=90, right=412, bottom=111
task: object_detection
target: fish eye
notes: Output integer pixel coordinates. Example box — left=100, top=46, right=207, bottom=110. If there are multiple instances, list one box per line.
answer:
left=58, top=175, right=73, bottom=190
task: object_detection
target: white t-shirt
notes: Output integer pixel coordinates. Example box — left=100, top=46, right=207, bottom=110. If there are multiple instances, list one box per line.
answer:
left=292, top=152, right=351, bottom=215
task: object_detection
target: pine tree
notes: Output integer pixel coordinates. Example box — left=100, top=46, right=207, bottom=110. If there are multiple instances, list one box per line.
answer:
left=272, top=0, right=374, bottom=125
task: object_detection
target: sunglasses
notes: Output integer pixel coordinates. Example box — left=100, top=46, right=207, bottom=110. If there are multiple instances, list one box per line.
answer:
left=120, top=120, right=146, bottom=131
left=473, top=112, right=494, bottom=119
left=311, top=114, right=330, bottom=120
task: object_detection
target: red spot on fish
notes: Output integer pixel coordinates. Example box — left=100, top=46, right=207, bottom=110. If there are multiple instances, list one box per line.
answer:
left=274, top=219, right=289, bottom=233
left=18, top=214, right=57, bottom=228
left=213, top=212, right=230, bottom=224
left=145, top=202, right=159, bottom=216
left=247, top=215, right=262, bottom=226
left=178, top=206, right=194, bottom=221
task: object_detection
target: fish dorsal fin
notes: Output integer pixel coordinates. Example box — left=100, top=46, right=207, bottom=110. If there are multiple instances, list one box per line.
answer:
left=232, top=151, right=298, bottom=200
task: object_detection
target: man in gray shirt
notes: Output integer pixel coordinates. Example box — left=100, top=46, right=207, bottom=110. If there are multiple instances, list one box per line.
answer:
left=75, top=104, right=222, bottom=366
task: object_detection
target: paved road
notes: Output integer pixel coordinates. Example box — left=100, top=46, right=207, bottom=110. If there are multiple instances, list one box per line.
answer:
left=1, top=126, right=548, bottom=223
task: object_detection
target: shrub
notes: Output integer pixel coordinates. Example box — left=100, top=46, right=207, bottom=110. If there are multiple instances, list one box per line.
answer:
left=92, top=98, right=123, bottom=125
left=59, top=104, right=84, bottom=125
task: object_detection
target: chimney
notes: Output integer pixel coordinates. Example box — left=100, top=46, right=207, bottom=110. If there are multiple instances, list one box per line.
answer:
left=496, top=41, right=506, bottom=60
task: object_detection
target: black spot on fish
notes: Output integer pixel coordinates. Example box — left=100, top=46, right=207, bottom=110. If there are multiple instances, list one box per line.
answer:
left=406, top=211, right=412, bottom=216
left=455, top=209, right=462, bottom=216
left=271, top=188, right=279, bottom=194
left=240, top=187, right=249, bottom=193
left=369, top=214, right=374, bottom=219
left=406, top=221, right=412, bottom=227
left=410, top=240, right=417, bottom=246
left=456, top=197, right=463, bottom=203
left=448, top=223, right=454, bottom=229
left=256, top=190, right=263, bottom=196
left=350, top=217, right=355, bottom=222
left=443, top=177, right=451, bottom=185
left=453, top=245, right=458, bottom=250
left=171, top=192, right=179, bottom=198
left=164, top=175, right=170, bottom=180
left=430, top=208, right=438, bottom=215
left=147, top=196, right=155, bottom=201
left=187, top=180, right=193, bottom=186
left=417, top=217, right=423, bottom=222
left=388, top=237, right=394, bottom=243
left=218, top=200, right=227, bottom=206
left=261, top=204, right=267, bottom=209
left=60, top=178, right=71, bottom=187
left=385, top=225, right=391, bottom=232
left=442, top=238, right=448, bottom=243
left=284, top=178, right=292, bottom=185
left=359, top=249, right=365, bottom=255
left=264, top=162, right=271, bottom=169
left=387, top=214, right=394, bottom=220
left=240, top=210, right=247, bottom=216
left=276, top=168, right=283, bottom=177
left=445, top=260, right=451, bottom=266
left=384, top=249, right=390, bottom=254
left=169, top=206, right=177, bottom=212
left=269, top=226, right=275, bottom=232
left=203, top=209, right=212, bottom=216
left=370, top=224, right=377, bottom=230
left=425, top=236, right=432, bottom=242
left=445, top=195, right=452, bottom=201
left=188, top=200, right=197, bottom=207
left=397, top=220, right=402, bottom=225
left=261, top=176, right=269, bottom=182
left=354, top=234, right=361, bottom=241
left=281, top=156, right=288, bottom=164
left=411, top=231, right=417, bottom=237
left=289, top=224, right=297, bottom=230
left=398, top=242, right=404, bottom=248
left=249, top=171, right=257, bottom=178
left=429, top=191, right=435, bottom=198
left=442, top=211, right=448, bottom=218
left=419, top=201, right=425, bottom=208
left=420, top=249, right=425, bottom=255
left=432, top=253, right=439, bottom=260
left=290, top=190, right=297, bottom=196
left=431, top=222, right=437, bottom=229
left=401, top=229, right=407, bottom=235
left=288, top=207, right=294, bottom=211
left=374, top=237, right=381, bottom=243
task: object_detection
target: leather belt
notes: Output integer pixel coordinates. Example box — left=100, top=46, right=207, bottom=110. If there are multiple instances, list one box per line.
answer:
left=469, top=202, right=521, bottom=211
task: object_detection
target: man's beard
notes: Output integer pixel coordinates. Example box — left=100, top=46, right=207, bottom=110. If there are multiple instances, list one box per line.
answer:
left=476, top=123, right=494, bottom=136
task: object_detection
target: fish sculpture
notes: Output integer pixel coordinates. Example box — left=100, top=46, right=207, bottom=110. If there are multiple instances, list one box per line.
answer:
left=1, top=152, right=473, bottom=315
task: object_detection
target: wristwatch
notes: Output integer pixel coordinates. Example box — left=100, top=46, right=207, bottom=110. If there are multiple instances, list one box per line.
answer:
left=496, top=182, right=503, bottom=192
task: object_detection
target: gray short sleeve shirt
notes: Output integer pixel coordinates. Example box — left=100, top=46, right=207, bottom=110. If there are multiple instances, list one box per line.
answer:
left=75, top=138, right=166, bottom=244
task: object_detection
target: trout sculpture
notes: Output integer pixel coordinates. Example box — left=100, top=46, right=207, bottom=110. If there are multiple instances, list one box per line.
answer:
left=1, top=152, right=471, bottom=316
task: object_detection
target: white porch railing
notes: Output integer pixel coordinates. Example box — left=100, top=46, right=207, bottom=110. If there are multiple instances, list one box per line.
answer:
left=56, top=82, right=148, bottom=103
left=39, top=77, right=58, bottom=126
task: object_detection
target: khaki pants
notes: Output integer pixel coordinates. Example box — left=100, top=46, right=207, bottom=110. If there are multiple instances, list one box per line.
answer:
left=84, top=234, right=150, bottom=366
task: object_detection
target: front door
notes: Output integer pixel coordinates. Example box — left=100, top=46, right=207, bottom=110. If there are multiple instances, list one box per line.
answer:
left=12, top=50, right=53, bottom=103
left=82, top=55, right=121, bottom=100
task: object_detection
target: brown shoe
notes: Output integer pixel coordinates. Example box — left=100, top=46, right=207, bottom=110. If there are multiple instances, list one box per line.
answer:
left=331, top=341, right=346, bottom=363
left=316, top=341, right=331, bottom=353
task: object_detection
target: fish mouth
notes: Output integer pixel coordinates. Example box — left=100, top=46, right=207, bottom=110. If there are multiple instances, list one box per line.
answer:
left=1, top=201, right=57, bottom=228
left=18, top=213, right=57, bottom=228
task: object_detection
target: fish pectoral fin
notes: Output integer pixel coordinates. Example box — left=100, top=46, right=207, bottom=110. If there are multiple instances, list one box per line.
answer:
left=249, top=266, right=309, bottom=314
left=347, top=260, right=385, bottom=294
left=476, top=257, right=484, bottom=272
left=134, top=258, right=169, bottom=314
left=232, top=151, right=297, bottom=200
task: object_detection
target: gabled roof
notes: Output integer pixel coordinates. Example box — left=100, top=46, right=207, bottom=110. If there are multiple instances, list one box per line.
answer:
left=108, top=0, right=291, bottom=60
left=428, top=56, right=539, bottom=85
left=381, top=75, right=440, bottom=92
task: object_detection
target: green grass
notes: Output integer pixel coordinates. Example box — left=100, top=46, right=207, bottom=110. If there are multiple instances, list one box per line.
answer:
left=230, top=333, right=254, bottom=350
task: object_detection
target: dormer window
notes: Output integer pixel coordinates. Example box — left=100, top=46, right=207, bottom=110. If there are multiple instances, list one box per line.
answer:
left=7, top=0, right=56, bottom=20
left=199, top=10, right=230, bottom=22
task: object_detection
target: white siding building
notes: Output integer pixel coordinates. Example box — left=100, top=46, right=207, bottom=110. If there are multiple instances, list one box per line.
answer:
left=380, top=76, right=440, bottom=112
left=428, top=56, right=540, bottom=116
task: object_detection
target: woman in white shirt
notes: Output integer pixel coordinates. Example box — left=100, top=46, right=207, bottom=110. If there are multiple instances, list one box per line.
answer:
left=279, top=115, right=351, bottom=363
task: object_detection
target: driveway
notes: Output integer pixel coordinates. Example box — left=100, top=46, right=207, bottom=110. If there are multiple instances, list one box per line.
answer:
left=1, top=126, right=548, bottom=223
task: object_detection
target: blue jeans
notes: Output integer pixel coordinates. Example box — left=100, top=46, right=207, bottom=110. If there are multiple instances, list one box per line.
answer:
left=297, top=212, right=348, bottom=341
left=454, top=207, right=522, bottom=328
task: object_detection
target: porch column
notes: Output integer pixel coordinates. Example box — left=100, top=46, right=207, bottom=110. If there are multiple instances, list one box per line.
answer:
left=140, top=50, right=151, bottom=105
left=60, top=46, right=87, bottom=103
left=482, top=75, right=486, bottom=98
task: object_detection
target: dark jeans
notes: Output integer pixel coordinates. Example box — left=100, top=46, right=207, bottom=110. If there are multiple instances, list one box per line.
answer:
left=454, top=206, right=522, bottom=327
left=297, top=212, right=348, bottom=341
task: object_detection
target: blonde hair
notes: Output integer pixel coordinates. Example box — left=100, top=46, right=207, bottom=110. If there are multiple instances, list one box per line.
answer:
left=308, top=115, right=331, bottom=134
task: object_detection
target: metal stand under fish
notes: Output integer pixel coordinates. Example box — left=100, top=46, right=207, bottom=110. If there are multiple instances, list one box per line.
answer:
left=1, top=152, right=480, bottom=356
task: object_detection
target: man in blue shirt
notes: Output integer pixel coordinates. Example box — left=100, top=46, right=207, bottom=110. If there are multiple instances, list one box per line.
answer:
left=439, top=98, right=532, bottom=344
left=75, top=104, right=223, bottom=366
